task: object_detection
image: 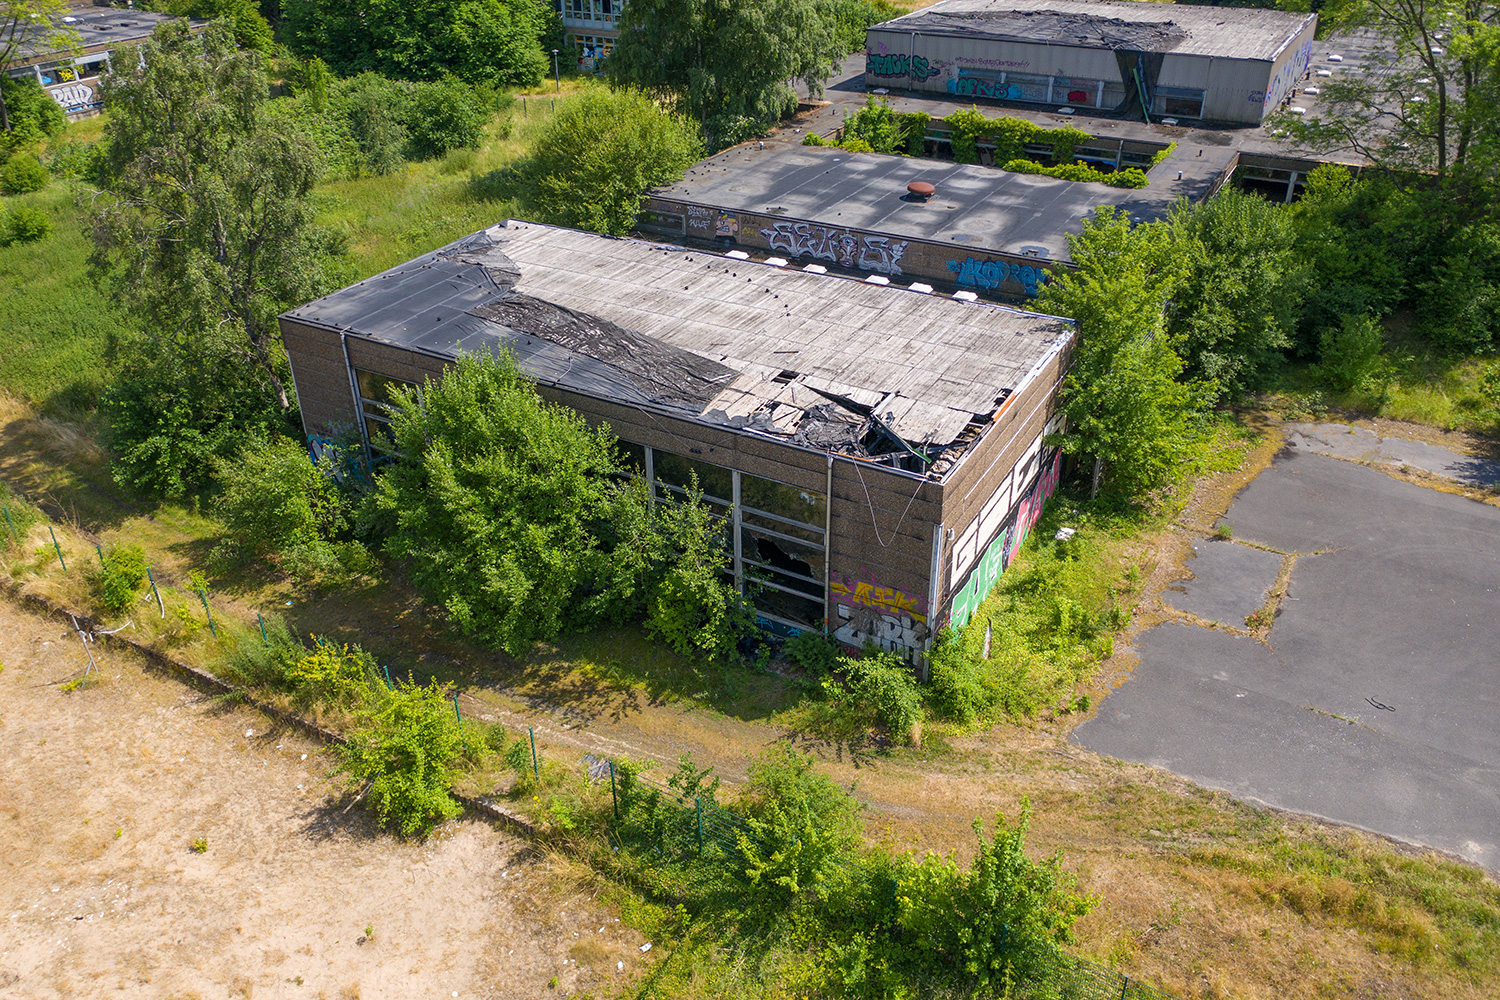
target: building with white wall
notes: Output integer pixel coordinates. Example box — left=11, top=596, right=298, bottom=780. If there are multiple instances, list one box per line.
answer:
left=865, top=0, right=1318, bottom=125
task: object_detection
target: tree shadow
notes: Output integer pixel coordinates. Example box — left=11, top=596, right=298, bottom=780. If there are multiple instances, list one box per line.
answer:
left=0, top=410, right=139, bottom=535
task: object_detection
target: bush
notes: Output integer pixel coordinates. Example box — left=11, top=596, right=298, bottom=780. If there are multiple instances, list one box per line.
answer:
left=838, top=650, right=922, bottom=741
left=0, top=154, right=48, bottom=194
left=1106, top=167, right=1150, bottom=188
left=1314, top=313, right=1389, bottom=392
left=0, top=204, right=51, bottom=245
left=286, top=639, right=381, bottom=708
left=738, top=745, right=863, bottom=910
left=339, top=73, right=409, bottom=175
left=333, top=678, right=467, bottom=837
left=212, top=435, right=353, bottom=577
left=217, top=613, right=306, bottom=689
left=783, top=630, right=839, bottom=679
left=0, top=77, right=66, bottom=154
left=405, top=78, right=488, bottom=160
left=93, top=544, right=148, bottom=613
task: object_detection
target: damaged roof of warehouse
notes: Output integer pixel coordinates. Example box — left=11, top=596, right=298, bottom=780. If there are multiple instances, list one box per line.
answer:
left=283, top=221, right=1073, bottom=474
left=877, top=0, right=1315, bottom=62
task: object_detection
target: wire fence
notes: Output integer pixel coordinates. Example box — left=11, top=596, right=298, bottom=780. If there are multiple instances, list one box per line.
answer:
left=607, top=757, right=1181, bottom=1000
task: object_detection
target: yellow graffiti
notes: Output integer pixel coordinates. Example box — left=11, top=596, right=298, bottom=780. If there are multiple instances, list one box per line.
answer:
left=831, top=578, right=927, bottom=623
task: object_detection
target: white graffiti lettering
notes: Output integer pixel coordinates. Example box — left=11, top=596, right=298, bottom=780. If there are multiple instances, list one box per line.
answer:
left=760, top=222, right=908, bottom=275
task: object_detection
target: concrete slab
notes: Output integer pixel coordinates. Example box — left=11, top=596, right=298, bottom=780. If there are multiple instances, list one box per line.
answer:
left=1163, top=539, right=1282, bottom=627
left=1285, top=421, right=1500, bottom=489
left=1074, top=450, right=1500, bottom=871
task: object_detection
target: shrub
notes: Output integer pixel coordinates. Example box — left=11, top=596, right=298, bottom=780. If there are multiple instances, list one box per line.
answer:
left=285, top=640, right=381, bottom=708
left=1106, top=167, right=1150, bottom=188
left=333, top=678, right=467, bottom=837
left=212, top=435, right=352, bottom=577
left=783, top=630, right=839, bottom=679
left=1314, top=312, right=1389, bottom=392
left=0, top=78, right=66, bottom=154
left=404, top=78, right=488, bottom=160
left=646, top=485, right=752, bottom=664
left=217, top=613, right=306, bottom=689
left=0, top=154, right=48, bottom=194
left=93, top=544, right=148, bottom=613
left=839, top=650, right=922, bottom=740
left=339, top=73, right=409, bottom=175
left=0, top=204, right=51, bottom=245
left=738, top=745, right=863, bottom=909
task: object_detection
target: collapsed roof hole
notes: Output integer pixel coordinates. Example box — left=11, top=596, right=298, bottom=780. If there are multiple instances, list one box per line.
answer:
left=772, top=370, right=799, bottom=384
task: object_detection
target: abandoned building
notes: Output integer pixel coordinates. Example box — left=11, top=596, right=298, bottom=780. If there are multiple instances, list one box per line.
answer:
left=865, top=0, right=1318, bottom=125
left=639, top=138, right=1234, bottom=300
left=5, top=7, right=202, bottom=119
left=279, top=221, right=1077, bottom=664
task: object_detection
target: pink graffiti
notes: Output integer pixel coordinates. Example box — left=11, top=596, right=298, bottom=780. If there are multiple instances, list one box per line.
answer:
left=831, top=571, right=928, bottom=623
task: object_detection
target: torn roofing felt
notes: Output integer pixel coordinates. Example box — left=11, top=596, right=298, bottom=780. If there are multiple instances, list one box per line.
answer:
left=282, top=221, right=1073, bottom=476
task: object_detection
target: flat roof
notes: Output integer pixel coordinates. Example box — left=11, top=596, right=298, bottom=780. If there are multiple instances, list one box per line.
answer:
left=11, top=8, right=194, bottom=66
left=652, top=141, right=1235, bottom=264
left=283, top=222, right=1073, bottom=469
left=874, top=0, right=1316, bottom=62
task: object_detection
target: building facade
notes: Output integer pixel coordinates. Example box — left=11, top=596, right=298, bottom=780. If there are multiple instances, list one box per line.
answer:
left=865, top=0, right=1318, bottom=125
left=557, top=0, right=621, bottom=69
left=279, top=222, right=1076, bottom=666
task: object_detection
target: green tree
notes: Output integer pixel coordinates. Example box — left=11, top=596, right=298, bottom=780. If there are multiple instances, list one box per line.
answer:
left=1273, top=0, right=1500, bottom=183
left=0, top=76, right=64, bottom=154
left=88, top=20, right=341, bottom=413
left=282, top=0, right=548, bottom=87
left=0, top=0, right=78, bottom=135
left=138, top=0, right=274, bottom=51
left=1037, top=208, right=1203, bottom=501
left=212, top=434, right=351, bottom=573
left=607, top=0, right=845, bottom=142
left=522, top=88, right=702, bottom=235
left=1167, top=187, right=1307, bottom=397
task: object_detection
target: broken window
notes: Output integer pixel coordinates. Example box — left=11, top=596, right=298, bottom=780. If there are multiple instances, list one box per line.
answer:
left=355, top=369, right=417, bottom=456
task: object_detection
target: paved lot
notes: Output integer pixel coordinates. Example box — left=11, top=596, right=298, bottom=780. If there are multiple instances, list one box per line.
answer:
left=1073, top=448, right=1500, bottom=870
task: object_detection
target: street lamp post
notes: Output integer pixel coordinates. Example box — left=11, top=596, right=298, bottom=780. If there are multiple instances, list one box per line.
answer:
left=551, top=49, right=560, bottom=92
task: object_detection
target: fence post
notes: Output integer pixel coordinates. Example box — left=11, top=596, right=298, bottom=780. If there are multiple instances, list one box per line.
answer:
left=196, top=587, right=217, bottom=638
left=48, top=526, right=66, bottom=570
left=2, top=504, right=15, bottom=543
left=257, top=611, right=269, bottom=648
left=609, top=760, right=619, bottom=823
left=529, top=726, right=539, bottom=780
left=95, top=543, right=105, bottom=566
left=145, top=567, right=164, bottom=618
left=1120, top=975, right=1130, bottom=1000
left=452, top=693, right=462, bottom=722
left=695, top=797, right=704, bottom=855
left=383, top=664, right=393, bottom=689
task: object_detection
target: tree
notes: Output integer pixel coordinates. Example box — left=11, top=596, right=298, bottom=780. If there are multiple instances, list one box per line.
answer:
left=137, top=0, right=275, bottom=51
left=88, top=20, right=340, bottom=413
left=371, top=351, right=736, bottom=658
left=1273, top=0, right=1500, bottom=183
left=1166, top=187, right=1307, bottom=398
left=521, top=88, right=702, bottom=235
left=1037, top=208, right=1204, bottom=501
left=212, top=434, right=351, bottom=574
left=281, top=0, right=549, bottom=87
left=607, top=0, right=846, bottom=141
left=1, top=0, right=77, bottom=135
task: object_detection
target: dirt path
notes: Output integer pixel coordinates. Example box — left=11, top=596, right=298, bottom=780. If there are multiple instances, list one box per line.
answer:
left=0, top=599, right=645, bottom=1000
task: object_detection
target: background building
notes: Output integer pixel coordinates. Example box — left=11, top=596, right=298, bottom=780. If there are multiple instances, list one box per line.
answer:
left=279, top=221, right=1077, bottom=665
left=5, top=6, right=199, bottom=119
left=865, top=0, right=1318, bottom=125
left=557, top=0, right=621, bottom=70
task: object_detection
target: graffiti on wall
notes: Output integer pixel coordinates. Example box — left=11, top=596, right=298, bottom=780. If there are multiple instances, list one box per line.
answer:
left=1263, top=38, right=1314, bottom=110
left=866, top=51, right=942, bottom=82
left=947, top=76, right=1023, bottom=101
left=947, top=447, right=1063, bottom=630
left=760, top=222, right=909, bottom=275
left=830, top=569, right=929, bottom=659
left=47, top=79, right=101, bottom=114
left=947, top=256, right=1045, bottom=297
left=686, top=206, right=738, bottom=240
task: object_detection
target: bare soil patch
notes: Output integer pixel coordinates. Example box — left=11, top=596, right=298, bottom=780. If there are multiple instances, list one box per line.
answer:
left=0, top=599, right=644, bottom=1000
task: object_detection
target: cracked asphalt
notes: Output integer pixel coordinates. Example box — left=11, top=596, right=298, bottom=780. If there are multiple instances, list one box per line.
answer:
left=1073, top=446, right=1500, bottom=871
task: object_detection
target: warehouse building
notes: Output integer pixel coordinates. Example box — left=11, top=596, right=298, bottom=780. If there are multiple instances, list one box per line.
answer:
left=5, top=7, right=201, bottom=119
left=865, top=0, right=1318, bottom=125
left=279, top=221, right=1077, bottom=665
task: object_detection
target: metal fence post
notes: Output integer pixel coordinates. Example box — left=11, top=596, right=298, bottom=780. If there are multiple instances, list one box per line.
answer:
left=1120, top=974, right=1130, bottom=1000
left=257, top=611, right=269, bottom=648
left=94, top=543, right=105, bottom=566
left=48, top=526, right=65, bottom=570
left=452, top=693, right=462, bottom=721
left=145, top=567, right=164, bottom=617
left=529, top=726, right=539, bottom=780
left=382, top=664, right=393, bottom=689
left=610, top=760, right=619, bottom=823
left=196, top=588, right=217, bottom=637
left=695, top=797, right=703, bottom=855
left=2, top=504, right=15, bottom=543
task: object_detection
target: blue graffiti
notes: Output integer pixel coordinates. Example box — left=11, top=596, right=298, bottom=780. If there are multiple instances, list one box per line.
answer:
left=946, top=256, right=1044, bottom=296
left=867, top=52, right=941, bottom=82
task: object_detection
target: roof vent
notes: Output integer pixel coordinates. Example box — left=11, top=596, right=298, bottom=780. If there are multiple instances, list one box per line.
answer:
left=906, top=180, right=936, bottom=202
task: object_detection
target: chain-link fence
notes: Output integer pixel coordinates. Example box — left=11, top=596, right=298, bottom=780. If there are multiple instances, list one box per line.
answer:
left=605, top=756, right=1181, bottom=1000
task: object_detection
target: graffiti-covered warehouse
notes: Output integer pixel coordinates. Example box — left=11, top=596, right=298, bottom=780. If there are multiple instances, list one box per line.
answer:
left=867, top=0, right=1317, bottom=126
left=279, top=222, right=1075, bottom=664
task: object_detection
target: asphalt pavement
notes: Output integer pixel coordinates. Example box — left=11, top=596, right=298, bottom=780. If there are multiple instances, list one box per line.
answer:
left=1073, top=446, right=1500, bottom=870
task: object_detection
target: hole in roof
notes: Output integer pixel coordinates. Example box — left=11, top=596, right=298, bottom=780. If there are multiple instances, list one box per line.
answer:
left=773, top=370, right=799, bottom=384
